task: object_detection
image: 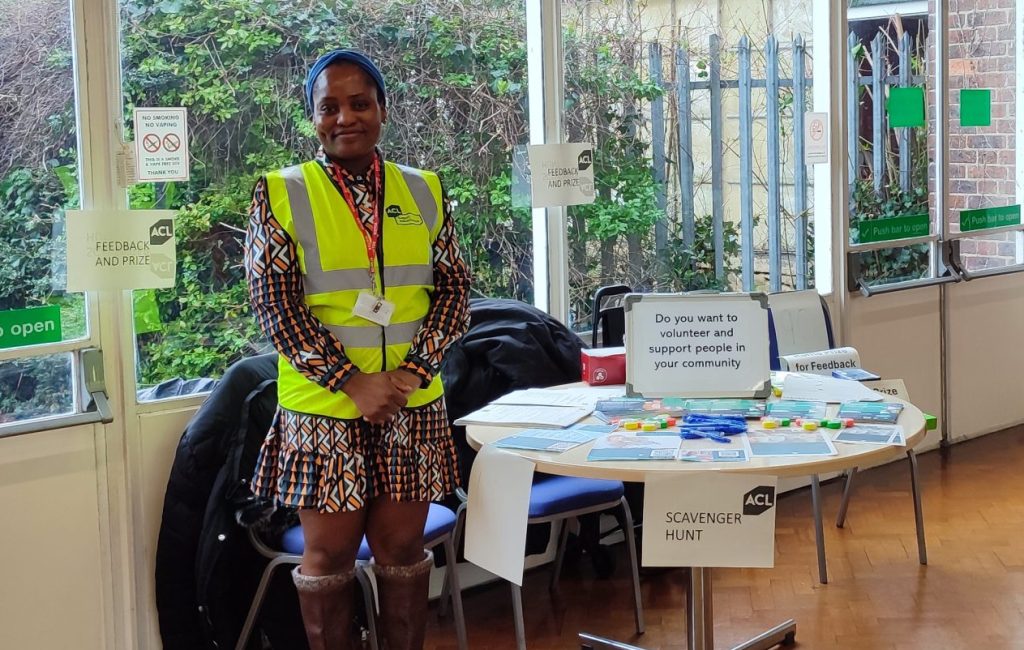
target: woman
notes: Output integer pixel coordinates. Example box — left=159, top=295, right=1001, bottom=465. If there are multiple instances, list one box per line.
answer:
left=245, top=49, right=471, bottom=650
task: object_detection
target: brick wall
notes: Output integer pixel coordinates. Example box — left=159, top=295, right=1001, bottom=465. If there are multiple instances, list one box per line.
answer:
left=929, top=0, right=1019, bottom=270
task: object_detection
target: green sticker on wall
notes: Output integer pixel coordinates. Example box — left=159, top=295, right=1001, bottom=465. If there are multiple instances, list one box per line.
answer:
left=0, top=306, right=62, bottom=350
left=858, top=213, right=930, bottom=243
left=960, top=204, right=1021, bottom=232
left=959, top=89, right=991, bottom=127
left=887, top=87, right=926, bottom=128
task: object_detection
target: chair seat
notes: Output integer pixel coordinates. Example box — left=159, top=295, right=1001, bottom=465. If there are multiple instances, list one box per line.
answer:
left=280, top=502, right=458, bottom=560
left=528, top=475, right=624, bottom=519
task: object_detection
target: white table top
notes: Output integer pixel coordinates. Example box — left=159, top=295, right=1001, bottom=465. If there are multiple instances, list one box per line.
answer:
left=464, top=385, right=926, bottom=480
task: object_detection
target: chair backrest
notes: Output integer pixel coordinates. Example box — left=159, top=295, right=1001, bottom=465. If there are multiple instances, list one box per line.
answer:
left=591, top=284, right=632, bottom=348
left=766, top=290, right=835, bottom=370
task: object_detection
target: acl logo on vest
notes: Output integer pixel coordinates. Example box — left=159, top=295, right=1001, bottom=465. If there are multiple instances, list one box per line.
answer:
left=385, top=204, right=423, bottom=226
left=742, top=485, right=776, bottom=515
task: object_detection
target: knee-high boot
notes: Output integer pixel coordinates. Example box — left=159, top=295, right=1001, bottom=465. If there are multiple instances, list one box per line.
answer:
left=371, top=550, right=433, bottom=650
left=291, top=566, right=356, bottom=650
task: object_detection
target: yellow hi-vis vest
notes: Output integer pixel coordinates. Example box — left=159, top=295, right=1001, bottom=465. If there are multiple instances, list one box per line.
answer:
left=265, top=160, right=446, bottom=419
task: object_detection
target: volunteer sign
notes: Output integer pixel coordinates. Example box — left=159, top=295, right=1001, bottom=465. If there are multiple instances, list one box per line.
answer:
left=0, top=306, right=62, bottom=350
left=643, top=473, right=778, bottom=568
left=624, top=293, right=771, bottom=398
left=134, top=107, right=190, bottom=182
left=527, top=143, right=596, bottom=208
left=66, top=209, right=177, bottom=291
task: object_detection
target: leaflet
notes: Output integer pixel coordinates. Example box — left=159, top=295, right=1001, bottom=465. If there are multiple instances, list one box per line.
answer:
left=493, top=387, right=624, bottom=409
left=671, top=398, right=766, bottom=418
left=837, top=401, right=903, bottom=423
left=743, top=430, right=838, bottom=457
left=833, top=424, right=905, bottom=446
left=678, top=448, right=750, bottom=463
left=587, top=434, right=681, bottom=461
left=766, top=400, right=828, bottom=420
left=454, top=403, right=591, bottom=429
left=494, top=424, right=617, bottom=452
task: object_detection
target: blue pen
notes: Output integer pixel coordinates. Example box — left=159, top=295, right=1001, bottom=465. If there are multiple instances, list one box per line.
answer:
left=680, top=429, right=732, bottom=443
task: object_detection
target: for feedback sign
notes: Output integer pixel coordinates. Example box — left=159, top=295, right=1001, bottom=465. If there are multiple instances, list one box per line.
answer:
left=624, top=293, right=771, bottom=398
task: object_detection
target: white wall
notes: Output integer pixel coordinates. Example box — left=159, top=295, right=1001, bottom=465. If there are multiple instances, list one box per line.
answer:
left=947, top=273, right=1024, bottom=439
left=0, top=426, right=109, bottom=650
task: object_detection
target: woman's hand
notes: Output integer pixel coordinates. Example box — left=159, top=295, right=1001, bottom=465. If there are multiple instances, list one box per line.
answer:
left=342, top=372, right=409, bottom=424
left=386, top=369, right=421, bottom=395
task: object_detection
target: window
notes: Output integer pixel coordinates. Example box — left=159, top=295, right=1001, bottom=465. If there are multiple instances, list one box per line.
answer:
left=119, top=0, right=529, bottom=397
left=0, top=0, right=87, bottom=424
left=562, top=0, right=821, bottom=332
left=846, top=9, right=935, bottom=288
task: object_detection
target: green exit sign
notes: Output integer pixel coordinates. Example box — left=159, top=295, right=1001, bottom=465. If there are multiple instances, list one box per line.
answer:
left=0, top=306, right=63, bottom=350
left=960, top=205, right=1021, bottom=232
left=858, top=213, right=930, bottom=244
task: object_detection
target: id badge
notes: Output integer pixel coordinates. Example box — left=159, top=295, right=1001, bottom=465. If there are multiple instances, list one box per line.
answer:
left=353, top=291, right=395, bottom=326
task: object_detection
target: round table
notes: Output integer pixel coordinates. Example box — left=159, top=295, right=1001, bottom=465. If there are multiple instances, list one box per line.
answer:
left=465, top=387, right=927, bottom=650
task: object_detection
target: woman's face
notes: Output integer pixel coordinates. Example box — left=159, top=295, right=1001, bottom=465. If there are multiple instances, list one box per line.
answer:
left=311, top=62, right=386, bottom=170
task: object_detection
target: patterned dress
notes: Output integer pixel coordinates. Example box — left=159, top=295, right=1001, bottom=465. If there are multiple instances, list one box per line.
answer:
left=246, top=150, right=471, bottom=513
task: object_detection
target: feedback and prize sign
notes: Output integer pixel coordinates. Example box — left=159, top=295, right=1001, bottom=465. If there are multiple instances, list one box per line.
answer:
left=624, top=293, right=771, bottom=398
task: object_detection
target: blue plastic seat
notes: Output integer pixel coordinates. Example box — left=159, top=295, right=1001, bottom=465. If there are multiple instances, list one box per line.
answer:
left=237, top=502, right=467, bottom=650
left=527, top=475, right=625, bottom=519
left=494, top=473, right=643, bottom=649
left=281, top=502, right=459, bottom=562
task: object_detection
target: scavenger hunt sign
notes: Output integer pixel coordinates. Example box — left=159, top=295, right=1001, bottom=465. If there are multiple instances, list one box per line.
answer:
left=624, top=293, right=771, bottom=398
left=642, top=473, right=778, bottom=567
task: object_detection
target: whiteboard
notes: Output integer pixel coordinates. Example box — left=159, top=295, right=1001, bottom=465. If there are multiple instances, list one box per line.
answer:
left=624, top=293, right=771, bottom=399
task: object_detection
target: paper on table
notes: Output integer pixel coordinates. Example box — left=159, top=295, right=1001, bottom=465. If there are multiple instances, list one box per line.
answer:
left=464, top=446, right=535, bottom=586
left=492, top=386, right=624, bottom=409
left=453, top=403, right=592, bottom=428
left=781, top=373, right=883, bottom=403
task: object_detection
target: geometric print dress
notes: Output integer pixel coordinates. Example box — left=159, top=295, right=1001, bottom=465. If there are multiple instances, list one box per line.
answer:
left=246, top=150, right=471, bottom=513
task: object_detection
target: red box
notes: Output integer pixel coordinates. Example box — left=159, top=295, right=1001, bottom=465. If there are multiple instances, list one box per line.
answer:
left=581, top=346, right=626, bottom=385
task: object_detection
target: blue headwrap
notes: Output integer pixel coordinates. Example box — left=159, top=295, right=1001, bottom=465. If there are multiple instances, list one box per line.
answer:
left=305, top=49, right=387, bottom=111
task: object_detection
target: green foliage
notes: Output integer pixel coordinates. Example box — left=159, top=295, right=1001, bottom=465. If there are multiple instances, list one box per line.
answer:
left=3, top=0, right=752, bottom=398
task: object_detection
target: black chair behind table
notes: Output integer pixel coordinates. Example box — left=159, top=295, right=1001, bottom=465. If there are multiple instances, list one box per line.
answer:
left=765, top=289, right=927, bottom=586
left=591, top=284, right=632, bottom=349
left=441, top=298, right=643, bottom=649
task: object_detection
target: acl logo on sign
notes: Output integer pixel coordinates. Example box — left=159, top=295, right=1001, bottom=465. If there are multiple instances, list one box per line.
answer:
left=742, top=486, right=776, bottom=515
left=149, top=219, right=174, bottom=245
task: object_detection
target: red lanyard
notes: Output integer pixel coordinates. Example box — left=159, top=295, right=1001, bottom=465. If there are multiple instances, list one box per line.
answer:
left=336, top=156, right=383, bottom=294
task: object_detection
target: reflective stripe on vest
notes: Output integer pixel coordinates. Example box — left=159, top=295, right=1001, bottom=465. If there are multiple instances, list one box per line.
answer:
left=280, top=164, right=438, bottom=298
left=268, top=160, right=446, bottom=419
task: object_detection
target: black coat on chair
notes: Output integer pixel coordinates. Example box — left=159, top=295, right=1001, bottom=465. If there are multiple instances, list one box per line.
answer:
left=154, top=354, right=307, bottom=650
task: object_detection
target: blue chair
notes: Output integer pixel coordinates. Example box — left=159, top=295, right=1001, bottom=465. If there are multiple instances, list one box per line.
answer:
left=502, top=474, right=645, bottom=650
left=766, top=289, right=927, bottom=585
left=235, top=502, right=468, bottom=650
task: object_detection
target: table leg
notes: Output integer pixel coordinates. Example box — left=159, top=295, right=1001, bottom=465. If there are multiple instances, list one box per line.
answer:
left=687, top=568, right=715, bottom=650
left=810, top=474, right=828, bottom=584
left=582, top=567, right=796, bottom=650
left=730, top=620, right=797, bottom=650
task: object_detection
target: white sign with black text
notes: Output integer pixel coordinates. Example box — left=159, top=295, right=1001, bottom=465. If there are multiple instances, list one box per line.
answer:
left=863, top=378, right=910, bottom=402
left=804, top=112, right=829, bottom=165
left=643, top=473, right=778, bottom=568
left=624, top=293, right=771, bottom=398
left=527, top=143, right=596, bottom=208
left=134, top=107, right=190, bottom=182
left=66, top=209, right=177, bottom=291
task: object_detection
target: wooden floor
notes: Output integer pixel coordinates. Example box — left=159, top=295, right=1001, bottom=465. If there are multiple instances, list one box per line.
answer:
left=423, top=426, right=1024, bottom=649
